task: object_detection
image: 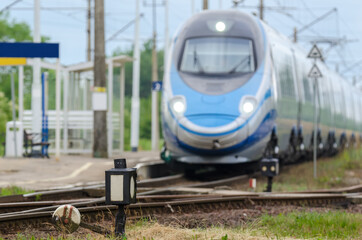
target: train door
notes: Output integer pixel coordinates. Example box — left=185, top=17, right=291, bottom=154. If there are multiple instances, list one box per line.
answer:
left=271, top=43, right=299, bottom=150
left=341, top=81, right=354, bottom=134
left=291, top=50, right=304, bottom=131
left=331, top=77, right=345, bottom=137
left=317, top=64, right=330, bottom=141
left=295, top=53, right=314, bottom=147
left=326, top=76, right=336, bottom=131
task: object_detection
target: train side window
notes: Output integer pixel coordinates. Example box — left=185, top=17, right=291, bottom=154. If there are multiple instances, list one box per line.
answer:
left=293, top=53, right=306, bottom=103
left=332, top=78, right=342, bottom=114
left=318, top=65, right=329, bottom=110
left=302, top=62, right=313, bottom=103
left=273, top=46, right=296, bottom=99
left=341, top=81, right=353, bottom=128
left=346, top=83, right=354, bottom=122
left=327, top=77, right=335, bottom=115
left=317, top=77, right=325, bottom=109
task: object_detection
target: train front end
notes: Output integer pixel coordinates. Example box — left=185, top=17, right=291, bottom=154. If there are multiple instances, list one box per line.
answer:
left=161, top=10, right=275, bottom=165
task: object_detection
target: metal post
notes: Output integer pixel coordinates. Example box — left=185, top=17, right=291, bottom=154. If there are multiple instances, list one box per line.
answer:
left=63, top=70, right=69, bottom=154
left=131, top=0, right=140, bottom=152
left=293, top=27, right=297, bottom=43
left=164, top=0, right=169, bottom=73
left=266, top=176, right=273, bottom=192
left=306, top=44, right=323, bottom=179
left=11, top=73, right=17, bottom=158
left=32, top=0, right=41, bottom=140
left=203, top=0, right=208, bottom=10
left=41, top=72, right=46, bottom=156
left=18, top=65, right=24, bottom=122
left=313, top=75, right=318, bottom=179
left=120, top=65, right=125, bottom=153
left=115, top=205, right=126, bottom=236
left=83, top=76, right=87, bottom=111
left=55, top=59, right=61, bottom=161
left=87, top=0, right=92, bottom=61
left=107, top=60, right=113, bottom=157
left=259, top=0, right=264, bottom=20
left=151, top=0, right=159, bottom=151
left=82, top=76, right=87, bottom=143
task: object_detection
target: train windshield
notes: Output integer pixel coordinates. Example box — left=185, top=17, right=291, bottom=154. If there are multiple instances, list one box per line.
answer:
left=180, top=37, right=255, bottom=75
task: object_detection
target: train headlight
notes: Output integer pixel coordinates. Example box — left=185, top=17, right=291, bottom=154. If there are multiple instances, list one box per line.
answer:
left=240, top=97, right=257, bottom=116
left=215, top=21, right=226, bottom=32
left=207, top=20, right=233, bottom=33
left=172, top=100, right=185, bottom=113
left=169, top=96, right=186, bottom=117
left=243, top=101, right=255, bottom=113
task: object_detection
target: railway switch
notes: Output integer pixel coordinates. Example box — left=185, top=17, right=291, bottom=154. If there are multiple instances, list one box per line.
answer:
left=105, top=158, right=137, bottom=237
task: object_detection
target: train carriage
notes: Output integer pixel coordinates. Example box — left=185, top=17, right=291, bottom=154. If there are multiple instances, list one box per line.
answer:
left=161, top=10, right=362, bottom=166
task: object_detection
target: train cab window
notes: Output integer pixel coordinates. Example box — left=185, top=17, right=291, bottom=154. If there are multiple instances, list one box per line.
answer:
left=180, top=37, right=255, bottom=75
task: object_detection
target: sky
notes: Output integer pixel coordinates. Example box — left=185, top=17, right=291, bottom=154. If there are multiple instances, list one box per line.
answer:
left=1, top=0, right=362, bottom=85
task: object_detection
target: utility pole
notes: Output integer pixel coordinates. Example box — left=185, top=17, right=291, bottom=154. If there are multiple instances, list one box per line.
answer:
left=191, top=0, right=195, bottom=15
left=11, top=73, right=17, bottom=157
left=32, top=0, right=41, bottom=142
left=164, top=0, right=169, bottom=78
left=293, top=27, right=297, bottom=43
left=87, top=0, right=92, bottom=61
left=131, top=0, right=140, bottom=152
left=93, top=0, right=108, bottom=158
left=307, top=44, right=323, bottom=179
left=259, top=0, right=264, bottom=20
left=151, top=0, right=159, bottom=151
left=203, top=0, right=208, bottom=10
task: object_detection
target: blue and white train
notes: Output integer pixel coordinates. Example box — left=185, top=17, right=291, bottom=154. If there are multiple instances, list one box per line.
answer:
left=161, top=10, right=362, bottom=166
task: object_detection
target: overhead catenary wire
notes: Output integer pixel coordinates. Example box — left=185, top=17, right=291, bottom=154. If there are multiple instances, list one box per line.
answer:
left=106, top=13, right=144, bottom=42
left=0, top=0, right=22, bottom=13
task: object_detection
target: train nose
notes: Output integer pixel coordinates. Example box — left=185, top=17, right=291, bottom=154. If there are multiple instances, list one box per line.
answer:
left=177, top=115, right=248, bottom=151
left=185, top=114, right=237, bottom=128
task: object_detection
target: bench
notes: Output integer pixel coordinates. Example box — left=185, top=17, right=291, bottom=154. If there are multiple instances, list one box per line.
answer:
left=23, top=130, right=50, bottom=158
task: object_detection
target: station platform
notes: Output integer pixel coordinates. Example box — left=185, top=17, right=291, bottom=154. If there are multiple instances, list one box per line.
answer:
left=0, top=151, right=160, bottom=190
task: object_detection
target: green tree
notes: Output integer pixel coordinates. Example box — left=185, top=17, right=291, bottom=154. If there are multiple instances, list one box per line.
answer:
left=0, top=13, right=34, bottom=146
left=0, top=92, right=12, bottom=154
left=0, top=13, right=32, bottom=42
left=112, top=40, right=165, bottom=149
left=0, top=13, right=50, bottom=104
left=112, top=39, right=164, bottom=98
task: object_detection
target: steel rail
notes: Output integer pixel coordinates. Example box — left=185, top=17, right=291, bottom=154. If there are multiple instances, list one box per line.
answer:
left=0, top=193, right=353, bottom=233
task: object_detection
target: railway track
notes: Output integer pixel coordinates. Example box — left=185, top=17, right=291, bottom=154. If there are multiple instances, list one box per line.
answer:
left=1, top=161, right=361, bottom=235
left=1, top=191, right=360, bottom=234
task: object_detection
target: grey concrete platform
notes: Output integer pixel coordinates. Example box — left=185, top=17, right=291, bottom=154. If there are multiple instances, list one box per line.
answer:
left=0, top=151, right=160, bottom=190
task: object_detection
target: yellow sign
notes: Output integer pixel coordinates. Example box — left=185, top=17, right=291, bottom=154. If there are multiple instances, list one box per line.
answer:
left=0, top=58, right=27, bottom=66
left=93, top=86, right=106, bottom=92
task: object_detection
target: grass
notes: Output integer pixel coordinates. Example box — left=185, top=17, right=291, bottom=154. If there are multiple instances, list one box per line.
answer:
left=5, top=211, right=361, bottom=240
left=259, top=211, right=362, bottom=239
left=0, top=185, right=33, bottom=196
left=255, top=148, right=362, bottom=192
